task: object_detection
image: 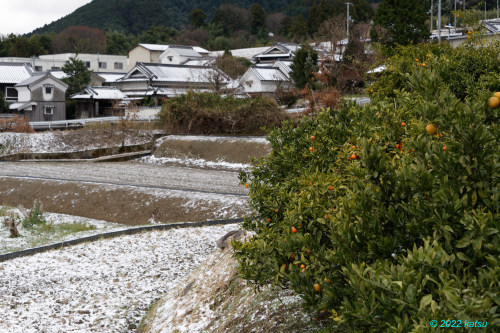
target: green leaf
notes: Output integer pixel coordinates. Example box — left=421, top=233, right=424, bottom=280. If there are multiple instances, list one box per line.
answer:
left=420, top=294, right=432, bottom=309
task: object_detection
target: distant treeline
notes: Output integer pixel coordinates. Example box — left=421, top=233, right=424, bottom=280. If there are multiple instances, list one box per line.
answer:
left=0, top=0, right=379, bottom=56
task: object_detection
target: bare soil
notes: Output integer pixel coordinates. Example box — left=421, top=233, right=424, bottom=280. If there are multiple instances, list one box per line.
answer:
left=0, top=178, right=248, bottom=225
left=153, top=136, right=271, bottom=164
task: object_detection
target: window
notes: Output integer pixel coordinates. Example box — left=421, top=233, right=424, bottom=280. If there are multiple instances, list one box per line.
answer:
left=5, top=87, right=18, bottom=101
left=35, top=66, right=43, bottom=71
left=43, top=105, right=54, bottom=115
left=51, top=66, right=60, bottom=70
left=85, top=61, right=91, bottom=69
left=99, top=62, right=107, bottom=69
left=114, top=62, right=123, bottom=70
left=167, top=56, right=173, bottom=62
left=43, top=84, right=54, bottom=95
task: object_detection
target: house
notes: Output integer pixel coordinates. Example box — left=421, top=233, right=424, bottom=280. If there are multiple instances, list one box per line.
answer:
left=0, top=62, right=33, bottom=104
left=238, top=64, right=291, bottom=97
left=0, top=54, right=128, bottom=73
left=71, top=86, right=126, bottom=118
left=253, top=43, right=301, bottom=64
left=128, top=44, right=210, bottom=70
left=114, top=62, right=232, bottom=103
left=9, top=72, right=68, bottom=121
left=89, top=72, right=126, bottom=86
left=158, top=45, right=204, bottom=65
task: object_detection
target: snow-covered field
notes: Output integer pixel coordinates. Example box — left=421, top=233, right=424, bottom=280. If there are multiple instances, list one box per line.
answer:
left=0, top=209, right=128, bottom=254
left=0, top=223, right=240, bottom=333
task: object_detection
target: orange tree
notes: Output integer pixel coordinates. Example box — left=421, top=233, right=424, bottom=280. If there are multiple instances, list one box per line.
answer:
left=234, top=46, right=499, bottom=330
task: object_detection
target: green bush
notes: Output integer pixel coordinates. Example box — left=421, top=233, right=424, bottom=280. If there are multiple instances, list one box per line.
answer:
left=234, top=51, right=499, bottom=330
left=370, top=40, right=500, bottom=100
left=22, top=201, right=46, bottom=228
left=158, top=91, right=289, bottom=135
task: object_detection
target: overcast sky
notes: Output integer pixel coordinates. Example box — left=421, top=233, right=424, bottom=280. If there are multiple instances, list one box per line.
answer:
left=0, top=0, right=92, bottom=36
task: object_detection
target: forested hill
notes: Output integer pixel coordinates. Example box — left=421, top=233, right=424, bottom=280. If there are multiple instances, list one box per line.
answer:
left=32, top=0, right=296, bottom=35
left=32, top=0, right=383, bottom=35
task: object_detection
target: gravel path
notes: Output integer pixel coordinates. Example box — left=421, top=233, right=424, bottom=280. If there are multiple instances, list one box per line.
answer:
left=0, top=161, right=246, bottom=195
left=0, top=224, right=240, bottom=333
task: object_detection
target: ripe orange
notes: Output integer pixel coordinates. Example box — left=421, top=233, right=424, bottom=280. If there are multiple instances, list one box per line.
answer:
left=422, top=63, right=426, bottom=67
left=416, top=58, right=419, bottom=62
left=401, top=122, right=407, bottom=127
left=493, top=92, right=500, bottom=99
left=443, top=146, right=447, bottom=151
left=488, top=96, right=500, bottom=108
left=291, top=227, right=297, bottom=233
left=328, top=186, right=334, bottom=191
left=266, top=218, right=271, bottom=222
left=275, top=209, right=279, bottom=213
left=244, top=183, right=249, bottom=188
left=310, top=135, right=315, bottom=140
left=313, top=283, right=322, bottom=292
left=370, top=89, right=374, bottom=93
left=350, top=154, right=357, bottom=160
left=300, top=264, right=305, bottom=269
left=309, top=147, right=314, bottom=152
left=426, top=124, right=437, bottom=135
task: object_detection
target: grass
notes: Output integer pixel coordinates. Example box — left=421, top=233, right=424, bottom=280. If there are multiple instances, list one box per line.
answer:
left=0, top=206, right=124, bottom=254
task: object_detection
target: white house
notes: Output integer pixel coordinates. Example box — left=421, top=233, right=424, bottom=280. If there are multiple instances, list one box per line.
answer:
left=128, top=44, right=210, bottom=70
left=238, top=65, right=291, bottom=96
left=9, top=72, right=68, bottom=121
left=114, top=63, right=232, bottom=102
left=0, top=62, right=33, bottom=104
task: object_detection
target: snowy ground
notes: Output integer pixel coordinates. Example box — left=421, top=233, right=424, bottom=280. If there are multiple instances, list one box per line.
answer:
left=0, top=209, right=128, bottom=254
left=0, top=223, right=241, bottom=333
left=0, top=130, right=156, bottom=156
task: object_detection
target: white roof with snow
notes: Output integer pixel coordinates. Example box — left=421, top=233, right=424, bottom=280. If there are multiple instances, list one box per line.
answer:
left=0, top=63, right=33, bottom=84
left=248, top=66, right=289, bottom=82
left=71, top=86, right=126, bottom=100
left=95, top=72, right=125, bottom=83
left=138, top=44, right=169, bottom=52
left=123, top=63, right=228, bottom=84
left=209, top=47, right=270, bottom=60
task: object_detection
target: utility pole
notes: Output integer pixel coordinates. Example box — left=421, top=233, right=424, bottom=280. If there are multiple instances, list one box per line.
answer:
left=431, top=0, right=434, bottom=31
left=438, top=0, right=442, bottom=43
left=454, top=0, right=457, bottom=29
left=484, top=1, right=487, bottom=21
left=346, top=2, right=353, bottom=40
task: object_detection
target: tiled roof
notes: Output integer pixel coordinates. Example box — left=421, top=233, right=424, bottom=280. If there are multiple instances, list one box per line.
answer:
left=125, top=63, right=228, bottom=84
left=249, top=66, right=289, bottom=82
left=95, top=72, right=125, bottom=83
left=138, top=44, right=169, bottom=52
left=0, top=63, right=33, bottom=84
left=71, top=86, right=126, bottom=100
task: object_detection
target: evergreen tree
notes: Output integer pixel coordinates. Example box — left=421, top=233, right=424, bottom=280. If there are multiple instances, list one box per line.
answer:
left=0, top=92, right=9, bottom=113
left=62, top=56, right=91, bottom=98
left=189, top=9, right=207, bottom=29
left=290, top=45, right=319, bottom=89
left=250, top=4, right=267, bottom=35
left=308, top=0, right=337, bottom=34
left=373, top=0, right=430, bottom=45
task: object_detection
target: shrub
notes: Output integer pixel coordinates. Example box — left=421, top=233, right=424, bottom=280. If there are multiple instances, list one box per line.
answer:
left=0, top=115, right=34, bottom=133
left=159, top=91, right=289, bottom=135
left=234, top=54, right=499, bottom=330
left=21, top=201, right=46, bottom=228
left=370, top=40, right=500, bottom=100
